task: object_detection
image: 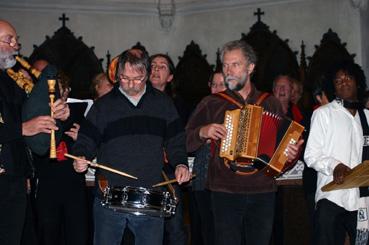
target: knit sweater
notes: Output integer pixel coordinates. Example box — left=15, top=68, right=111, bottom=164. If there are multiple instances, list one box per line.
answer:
left=73, top=84, right=188, bottom=188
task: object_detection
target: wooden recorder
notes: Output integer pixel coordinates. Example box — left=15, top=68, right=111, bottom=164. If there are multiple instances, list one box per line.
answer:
left=47, top=79, right=57, bottom=159
left=220, top=104, right=304, bottom=177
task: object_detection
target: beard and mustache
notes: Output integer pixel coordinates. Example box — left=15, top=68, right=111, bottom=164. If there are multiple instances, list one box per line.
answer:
left=0, top=46, right=18, bottom=70
left=120, top=82, right=146, bottom=97
left=225, top=72, right=248, bottom=91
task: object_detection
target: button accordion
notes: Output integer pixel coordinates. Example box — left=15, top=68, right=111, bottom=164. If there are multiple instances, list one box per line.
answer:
left=220, top=104, right=304, bottom=177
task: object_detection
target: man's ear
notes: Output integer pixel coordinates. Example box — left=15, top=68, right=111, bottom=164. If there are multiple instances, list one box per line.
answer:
left=247, top=63, right=255, bottom=74
left=315, top=95, right=322, bottom=104
left=166, top=74, right=173, bottom=83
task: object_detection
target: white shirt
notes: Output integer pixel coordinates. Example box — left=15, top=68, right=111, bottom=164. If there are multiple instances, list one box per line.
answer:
left=304, top=100, right=369, bottom=211
left=119, top=85, right=146, bottom=106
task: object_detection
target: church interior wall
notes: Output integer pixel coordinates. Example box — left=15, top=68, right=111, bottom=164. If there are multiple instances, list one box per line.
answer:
left=0, top=0, right=366, bottom=81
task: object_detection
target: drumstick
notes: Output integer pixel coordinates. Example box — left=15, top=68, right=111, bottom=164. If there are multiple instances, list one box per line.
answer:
left=152, top=174, right=196, bottom=187
left=161, top=171, right=178, bottom=201
left=64, top=153, right=138, bottom=180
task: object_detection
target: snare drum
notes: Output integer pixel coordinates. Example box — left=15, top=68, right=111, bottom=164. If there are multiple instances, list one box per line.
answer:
left=101, top=186, right=176, bottom=217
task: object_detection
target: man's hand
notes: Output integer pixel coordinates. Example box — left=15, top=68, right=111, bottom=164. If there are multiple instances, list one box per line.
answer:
left=73, top=156, right=89, bottom=173
left=65, top=123, right=80, bottom=141
left=286, top=139, right=304, bottom=163
left=175, top=164, right=191, bottom=185
left=52, top=99, right=70, bottom=121
left=333, top=163, right=351, bottom=184
left=199, top=123, right=227, bottom=140
left=22, top=115, right=58, bottom=136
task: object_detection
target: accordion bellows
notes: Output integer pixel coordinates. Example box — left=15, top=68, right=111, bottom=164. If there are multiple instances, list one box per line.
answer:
left=220, top=104, right=304, bottom=177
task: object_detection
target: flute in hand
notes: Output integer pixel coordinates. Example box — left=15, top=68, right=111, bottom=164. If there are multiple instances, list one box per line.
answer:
left=48, top=79, right=57, bottom=159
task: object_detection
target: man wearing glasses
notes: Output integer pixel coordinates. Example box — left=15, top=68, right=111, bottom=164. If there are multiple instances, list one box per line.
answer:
left=0, top=20, right=70, bottom=245
left=73, top=49, right=191, bottom=245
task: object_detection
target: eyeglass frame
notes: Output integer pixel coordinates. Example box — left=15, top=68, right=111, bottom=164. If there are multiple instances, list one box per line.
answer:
left=0, top=35, right=19, bottom=48
left=119, top=73, right=147, bottom=84
left=333, top=74, right=355, bottom=86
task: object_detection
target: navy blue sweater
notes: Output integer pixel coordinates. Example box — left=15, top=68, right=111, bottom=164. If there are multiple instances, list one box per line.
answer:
left=73, top=85, right=187, bottom=188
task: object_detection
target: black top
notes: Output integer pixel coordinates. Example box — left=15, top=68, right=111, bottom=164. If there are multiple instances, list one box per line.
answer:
left=33, top=104, right=86, bottom=182
left=73, top=84, right=188, bottom=189
left=0, top=71, right=30, bottom=177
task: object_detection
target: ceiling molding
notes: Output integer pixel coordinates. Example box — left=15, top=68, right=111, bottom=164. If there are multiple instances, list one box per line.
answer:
left=176, top=0, right=308, bottom=15
left=0, top=2, right=158, bottom=15
left=0, top=0, right=308, bottom=15
left=350, top=0, right=368, bottom=10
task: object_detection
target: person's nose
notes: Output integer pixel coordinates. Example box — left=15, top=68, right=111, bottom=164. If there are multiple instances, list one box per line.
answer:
left=12, top=40, right=20, bottom=51
left=128, top=81, right=135, bottom=88
left=224, top=67, right=231, bottom=77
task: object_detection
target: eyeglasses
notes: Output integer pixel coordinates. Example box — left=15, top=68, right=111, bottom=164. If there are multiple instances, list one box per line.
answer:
left=119, top=74, right=146, bottom=84
left=0, top=36, right=19, bottom=48
left=334, top=75, right=355, bottom=86
left=151, top=64, right=168, bottom=71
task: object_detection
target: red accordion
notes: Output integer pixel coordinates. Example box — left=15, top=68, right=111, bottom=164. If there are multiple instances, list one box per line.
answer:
left=219, top=104, right=304, bottom=177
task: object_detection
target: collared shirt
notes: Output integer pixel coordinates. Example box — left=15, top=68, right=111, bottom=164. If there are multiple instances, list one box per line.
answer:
left=304, top=100, right=369, bottom=211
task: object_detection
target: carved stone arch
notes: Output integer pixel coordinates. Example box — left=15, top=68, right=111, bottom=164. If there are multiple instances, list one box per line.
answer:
left=131, top=42, right=149, bottom=56
left=174, top=41, right=212, bottom=102
left=30, top=16, right=103, bottom=99
left=173, top=41, right=212, bottom=123
left=306, top=28, right=355, bottom=91
left=214, top=48, right=222, bottom=72
left=241, top=10, right=299, bottom=92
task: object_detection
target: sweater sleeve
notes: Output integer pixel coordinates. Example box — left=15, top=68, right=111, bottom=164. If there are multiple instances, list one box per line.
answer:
left=72, top=105, right=102, bottom=161
left=185, top=98, right=211, bottom=153
left=0, top=119, right=23, bottom=143
left=164, top=99, right=188, bottom=169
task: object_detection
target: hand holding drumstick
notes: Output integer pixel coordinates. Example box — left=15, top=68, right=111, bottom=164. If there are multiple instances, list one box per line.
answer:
left=66, top=153, right=137, bottom=180
left=153, top=173, right=196, bottom=187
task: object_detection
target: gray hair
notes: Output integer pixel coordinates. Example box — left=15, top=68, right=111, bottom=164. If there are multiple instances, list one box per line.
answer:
left=220, top=40, right=257, bottom=65
left=116, top=49, right=150, bottom=81
left=272, top=74, right=292, bottom=90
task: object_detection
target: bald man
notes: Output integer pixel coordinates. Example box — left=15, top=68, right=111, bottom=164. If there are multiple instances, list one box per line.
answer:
left=0, top=20, right=70, bottom=245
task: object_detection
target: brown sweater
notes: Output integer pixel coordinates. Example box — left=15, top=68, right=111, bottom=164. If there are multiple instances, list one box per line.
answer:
left=186, top=85, right=283, bottom=194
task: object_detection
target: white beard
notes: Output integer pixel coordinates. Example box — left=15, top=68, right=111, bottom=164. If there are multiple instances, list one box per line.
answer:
left=0, top=48, right=18, bottom=70
left=225, top=73, right=247, bottom=91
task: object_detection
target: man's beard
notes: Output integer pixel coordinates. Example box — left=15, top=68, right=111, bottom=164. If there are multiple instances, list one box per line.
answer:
left=0, top=47, right=18, bottom=70
left=120, top=83, right=145, bottom=97
left=124, top=87, right=142, bottom=96
left=225, top=73, right=247, bottom=91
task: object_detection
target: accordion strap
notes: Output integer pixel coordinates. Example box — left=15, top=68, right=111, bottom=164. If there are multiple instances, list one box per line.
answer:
left=215, top=92, right=243, bottom=108
left=215, top=91, right=270, bottom=108
left=255, top=92, right=270, bottom=106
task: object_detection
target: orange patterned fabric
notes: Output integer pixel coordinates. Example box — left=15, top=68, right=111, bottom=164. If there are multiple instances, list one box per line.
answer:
left=108, top=56, right=119, bottom=83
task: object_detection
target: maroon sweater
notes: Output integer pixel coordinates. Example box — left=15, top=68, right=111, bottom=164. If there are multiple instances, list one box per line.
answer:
left=186, top=85, right=283, bottom=194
